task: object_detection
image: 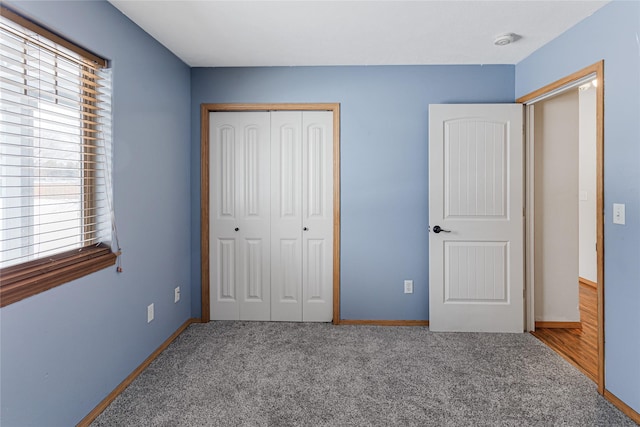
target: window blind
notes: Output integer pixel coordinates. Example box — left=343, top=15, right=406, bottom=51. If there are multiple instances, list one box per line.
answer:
left=0, top=11, right=113, bottom=269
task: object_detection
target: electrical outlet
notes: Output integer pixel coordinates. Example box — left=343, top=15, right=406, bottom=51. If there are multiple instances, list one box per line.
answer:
left=174, top=286, right=181, bottom=303
left=147, top=303, right=154, bottom=323
left=404, top=280, right=413, bottom=294
left=613, top=203, right=625, bottom=225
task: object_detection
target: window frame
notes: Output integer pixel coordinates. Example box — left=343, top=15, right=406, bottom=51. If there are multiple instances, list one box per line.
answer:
left=0, top=6, right=116, bottom=307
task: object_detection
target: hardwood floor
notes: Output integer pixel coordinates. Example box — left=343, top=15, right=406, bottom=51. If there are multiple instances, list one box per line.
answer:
left=531, top=281, right=598, bottom=382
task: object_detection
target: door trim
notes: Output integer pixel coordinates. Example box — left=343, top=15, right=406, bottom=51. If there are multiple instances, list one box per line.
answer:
left=517, top=60, right=604, bottom=393
left=200, top=103, right=341, bottom=324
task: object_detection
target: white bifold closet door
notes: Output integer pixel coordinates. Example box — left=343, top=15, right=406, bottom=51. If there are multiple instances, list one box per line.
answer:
left=210, top=112, right=271, bottom=321
left=210, top=111, right=333, bottom=322
left=271, top=111, right=334, bottom=322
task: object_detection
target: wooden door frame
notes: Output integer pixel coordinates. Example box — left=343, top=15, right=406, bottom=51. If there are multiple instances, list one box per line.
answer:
left=517, top=61, right=605, bottom=393
left=200, top=103, right=341, bottom=324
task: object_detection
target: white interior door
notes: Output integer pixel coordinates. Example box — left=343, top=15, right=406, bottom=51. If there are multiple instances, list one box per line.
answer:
left=270, top=112, right=303, bottom=321
left=428, top=104, right=524, bottom=332
left=301, top=111, right=334, bottom=322
left=210, top=112, right=271, bottom=321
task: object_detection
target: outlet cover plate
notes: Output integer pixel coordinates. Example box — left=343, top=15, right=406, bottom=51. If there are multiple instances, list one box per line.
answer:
left=613, top=203, right=625, bottom=225
left=404, top=280, right=413, bottom=294
left=147, top=303, right=154, bottom=323
left=174, top=286, right=181, bottom=303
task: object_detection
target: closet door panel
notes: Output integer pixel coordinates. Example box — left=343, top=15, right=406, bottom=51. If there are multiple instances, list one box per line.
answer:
left=210, top=112, right=271, bottom=321
left=238, top=116, right=271, bottom=321
left=302, top=111, right=334, bottom=322
left=270, top=112, right=303, bottom=321
left=210, top=114, right=240, bottom=320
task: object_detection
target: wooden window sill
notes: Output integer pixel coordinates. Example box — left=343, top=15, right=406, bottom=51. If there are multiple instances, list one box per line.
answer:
left=0, top=245, right=117, bottom=307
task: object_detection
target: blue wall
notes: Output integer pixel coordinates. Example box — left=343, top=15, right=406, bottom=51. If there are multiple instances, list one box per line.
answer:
left=516, top=0, right=640, bottom=412
left=190, top=66, right=515, bottom=320
left=0, top=2, right=192, bottom=425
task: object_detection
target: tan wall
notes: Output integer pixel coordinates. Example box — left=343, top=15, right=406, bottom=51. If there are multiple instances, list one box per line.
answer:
left=534, top=89, right=580, bottom=322
left=578, top=85, right=597, bottom=283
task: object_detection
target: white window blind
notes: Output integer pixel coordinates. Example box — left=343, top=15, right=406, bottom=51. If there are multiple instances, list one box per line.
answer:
left=0, top=13, right=113, bottom=269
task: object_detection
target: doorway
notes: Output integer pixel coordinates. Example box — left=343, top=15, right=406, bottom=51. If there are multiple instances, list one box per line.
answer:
left=518, top=61, right=605, bottom=393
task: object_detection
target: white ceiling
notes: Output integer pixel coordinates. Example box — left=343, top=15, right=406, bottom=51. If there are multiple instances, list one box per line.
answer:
left=108, top=0, right=609, bottom=67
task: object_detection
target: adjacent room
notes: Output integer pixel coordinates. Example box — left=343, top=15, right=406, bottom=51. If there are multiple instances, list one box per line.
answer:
left=0, top=1, right=638, bottom=425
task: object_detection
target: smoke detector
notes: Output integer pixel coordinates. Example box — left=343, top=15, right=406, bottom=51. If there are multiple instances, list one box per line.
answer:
left=494, top=33, right=518, bottom=46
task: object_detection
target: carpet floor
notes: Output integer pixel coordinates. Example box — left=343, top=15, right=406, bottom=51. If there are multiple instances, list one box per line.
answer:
left=92, top=322, right=635, bottom=426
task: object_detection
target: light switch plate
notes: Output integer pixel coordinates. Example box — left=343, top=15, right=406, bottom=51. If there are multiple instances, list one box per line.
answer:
left=613, top=203, right=625, bottom=225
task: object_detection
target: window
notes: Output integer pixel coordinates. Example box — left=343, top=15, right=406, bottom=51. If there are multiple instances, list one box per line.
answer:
left=0, top=6, right=116, bottom=306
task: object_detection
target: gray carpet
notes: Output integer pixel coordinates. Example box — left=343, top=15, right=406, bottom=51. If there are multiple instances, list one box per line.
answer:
left=92, top=322, right=635, bottom=426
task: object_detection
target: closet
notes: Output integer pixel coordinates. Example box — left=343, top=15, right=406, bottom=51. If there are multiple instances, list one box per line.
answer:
left=209, top=111, right=333, bottom=322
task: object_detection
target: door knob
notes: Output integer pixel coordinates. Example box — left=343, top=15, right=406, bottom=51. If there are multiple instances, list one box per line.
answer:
left=303, top=227, right=308, bottom=231
left=234, top=227, right=239, bottom=232
left=432, top=225, right=451, bottom=233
